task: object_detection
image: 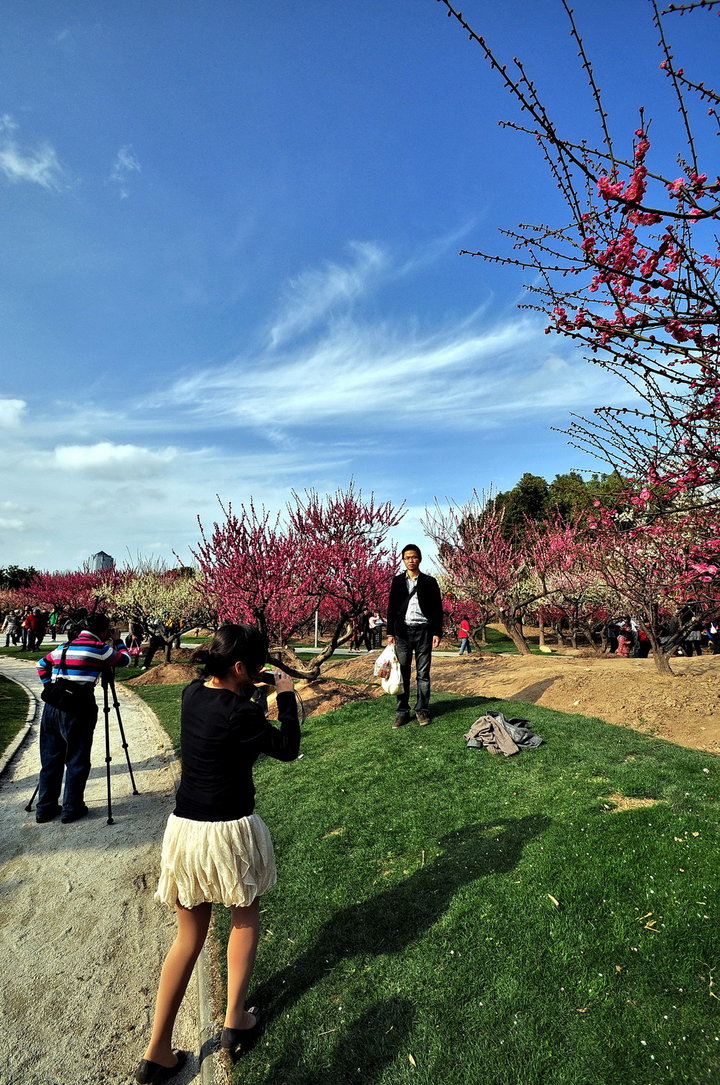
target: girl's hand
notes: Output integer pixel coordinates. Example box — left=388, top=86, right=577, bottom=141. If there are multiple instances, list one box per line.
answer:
left=274, top=669, right=294, bottom=694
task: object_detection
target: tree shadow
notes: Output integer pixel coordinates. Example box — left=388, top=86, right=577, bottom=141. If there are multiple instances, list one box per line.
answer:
left=254, top=815, right=549, bottom=1023
left=262, top=995, right=415, bottom=1085
left=509, top=678, right=557, bottom=703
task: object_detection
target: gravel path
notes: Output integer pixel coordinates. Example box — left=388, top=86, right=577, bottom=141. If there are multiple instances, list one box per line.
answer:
left=0, top=660, right=225, bottom=1085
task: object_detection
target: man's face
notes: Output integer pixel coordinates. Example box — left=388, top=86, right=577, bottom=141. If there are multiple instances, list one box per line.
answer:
left=403, top=550, right=421, bottom=575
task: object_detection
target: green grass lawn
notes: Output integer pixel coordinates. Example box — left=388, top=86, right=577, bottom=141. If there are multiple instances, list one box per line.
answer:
left=130, top=682, right=183, bottom=752
left=473, top=626, right=547, bottom=655
left=0, top=674, right=30, bottom=754
left=215, top=695, right=719, bottom=1084
left=122, top=680, right=720, bottom=1084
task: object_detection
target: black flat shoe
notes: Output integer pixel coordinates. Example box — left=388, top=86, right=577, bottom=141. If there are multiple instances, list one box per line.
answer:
left=35, top=805, right=62, bottom=823
left=135, top=1049, right=187, bottom=1084
left=220, top=1007, right=262, bottom=1059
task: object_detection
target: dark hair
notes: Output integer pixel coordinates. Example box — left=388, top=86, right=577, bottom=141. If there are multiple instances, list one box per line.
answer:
left=84, top=612, right=111, bottom=637
left=192, top=623, right=268, bottom=679
left=402, top=544, right=422, bottom=561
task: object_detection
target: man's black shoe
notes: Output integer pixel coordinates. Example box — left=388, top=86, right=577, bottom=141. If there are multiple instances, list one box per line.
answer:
left=36, top=805, right=61, bottom=824
left=61, top=805, right=89, bottom=824
left=393, top=712, right=410, bottom=729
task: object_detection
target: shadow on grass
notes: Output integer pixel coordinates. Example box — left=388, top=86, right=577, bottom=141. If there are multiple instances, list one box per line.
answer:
left=256, top=815, right=549, bottom=1028
left=263, top=995, right=416, bottom=1085
left=425, top=695, right=493, bottom=720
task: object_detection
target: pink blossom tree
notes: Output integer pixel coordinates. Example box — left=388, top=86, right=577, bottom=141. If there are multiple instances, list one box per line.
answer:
left=584, top=500, right=720, bottom=674
left=16, top=569, right=113, bottom=615
left=423, top=493, right=543, bottom=654
left=530, top=516, right=614, bottom=651
left=193, top=486, right=404, bottom=679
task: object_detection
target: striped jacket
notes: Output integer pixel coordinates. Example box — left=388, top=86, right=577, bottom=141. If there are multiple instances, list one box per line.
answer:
left=37, top=630, right=131, bottom=686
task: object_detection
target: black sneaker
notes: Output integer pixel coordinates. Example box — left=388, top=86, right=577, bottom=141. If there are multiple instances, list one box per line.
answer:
left=36, top=805, right=61, bottom=824
left=61, top=804, right=89, bottom=824
left=393, top=712, right=410, bottom=729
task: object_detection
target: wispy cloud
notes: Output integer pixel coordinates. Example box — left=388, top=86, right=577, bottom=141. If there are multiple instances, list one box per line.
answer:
left=168, top=309, right=624, bottom=441
left=0, top=115, right=63, bottom=189
left=269, top=241, right=385, bottom=348
left=109, top=145, right=141, bottom=198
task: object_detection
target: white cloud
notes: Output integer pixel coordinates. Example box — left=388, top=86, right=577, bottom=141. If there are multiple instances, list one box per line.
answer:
left=0, top=399, right=27, bottom=427
left=167, top=310, right=623, bottom=441
left=0, top=117, right=63, bottom=188
left=109, top=145, right=141, bottom=198
left=51, top=442, right=178, bottom=478
left=0, top=517, right=24, bottom=531
left=269, top=242, right=385, bottom=347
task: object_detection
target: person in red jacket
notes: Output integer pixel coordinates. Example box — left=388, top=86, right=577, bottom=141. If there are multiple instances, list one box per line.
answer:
left=457, top=615, right=472, bottom=656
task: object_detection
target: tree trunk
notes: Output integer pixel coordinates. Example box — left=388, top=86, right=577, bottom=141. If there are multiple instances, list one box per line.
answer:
left=500, top=615, right=532, bottom=655
left=650, top=646, right=675, bottom=676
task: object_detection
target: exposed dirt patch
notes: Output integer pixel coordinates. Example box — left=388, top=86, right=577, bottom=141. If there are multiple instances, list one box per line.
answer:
left=127, top=650, right=720, bottom=754
left=322, top=651, right=720, bottom=754
left=127, top=665, right=383, bottom=718
left=128, top=663, right=197, bottom=685
left=289, top=678, right=383, bottom=717
left=601, top=794, right=666, bottom=813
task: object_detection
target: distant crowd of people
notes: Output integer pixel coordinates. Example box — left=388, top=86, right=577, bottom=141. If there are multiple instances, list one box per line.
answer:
left=1, top=605, right=70, bottom=650
left=606, top=615, right=720, bottom=657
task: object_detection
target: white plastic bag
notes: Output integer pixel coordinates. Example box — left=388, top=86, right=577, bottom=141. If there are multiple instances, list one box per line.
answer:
left=373, top=643, right=395, bottom=681
left=381, top=657, right=403, bottom=695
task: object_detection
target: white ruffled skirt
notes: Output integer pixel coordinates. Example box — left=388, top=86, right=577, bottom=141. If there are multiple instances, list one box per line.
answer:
left=154, top=812, right=277, bottom=908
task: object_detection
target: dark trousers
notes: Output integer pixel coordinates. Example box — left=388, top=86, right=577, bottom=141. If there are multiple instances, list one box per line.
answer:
left=143, top=634, right=169, bottom=668
left=394, top=625, right=433, bottom=714
left=37, top=696, right=98, bottom=817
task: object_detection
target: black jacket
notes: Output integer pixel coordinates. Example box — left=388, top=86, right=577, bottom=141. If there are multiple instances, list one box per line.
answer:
left=386, top=571, right=443, bottom=639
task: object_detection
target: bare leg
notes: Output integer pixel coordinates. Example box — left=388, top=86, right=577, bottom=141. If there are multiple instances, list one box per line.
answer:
left=143, top=901, right=212, bottom=1066
left=224, top=899, right=260, bottom=1029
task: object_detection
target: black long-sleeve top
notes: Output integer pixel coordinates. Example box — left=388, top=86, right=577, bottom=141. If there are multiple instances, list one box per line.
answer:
left=173, top=679, right=300, bottom=822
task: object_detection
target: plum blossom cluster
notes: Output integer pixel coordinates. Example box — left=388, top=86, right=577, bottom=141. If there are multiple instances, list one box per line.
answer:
left=440, top=0, right=720, bottom=509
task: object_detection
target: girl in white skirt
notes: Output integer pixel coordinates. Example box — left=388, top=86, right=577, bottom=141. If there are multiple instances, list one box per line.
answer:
left=135, top=624, right=300, bottom=1084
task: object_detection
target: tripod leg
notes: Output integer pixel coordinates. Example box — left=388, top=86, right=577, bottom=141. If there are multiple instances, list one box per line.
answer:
left=25, top=782, right=39, bottom=813
left=103, top=677, right=114, bottom=825
left=107, top=674, right=139, bottom=795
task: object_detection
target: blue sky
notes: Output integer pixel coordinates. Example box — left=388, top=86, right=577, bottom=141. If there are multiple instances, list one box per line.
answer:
left=2, top=1, right=717, bottom=571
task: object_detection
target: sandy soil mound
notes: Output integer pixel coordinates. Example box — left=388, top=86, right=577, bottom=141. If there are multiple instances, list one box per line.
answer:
left=127, top=650, right=720, bottom=753
left=323, top=651, right=720, bottom=753
left=128, top=666, right=383, bottom=719
left=129, top=662, right=198, bottom=685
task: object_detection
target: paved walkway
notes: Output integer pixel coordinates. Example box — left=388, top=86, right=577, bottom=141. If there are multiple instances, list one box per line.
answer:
left=0, top=660, right=224, bottom=1085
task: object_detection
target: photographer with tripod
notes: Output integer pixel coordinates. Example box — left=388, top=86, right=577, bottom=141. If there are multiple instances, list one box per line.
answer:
left=35, top=612, right=130, bottom=824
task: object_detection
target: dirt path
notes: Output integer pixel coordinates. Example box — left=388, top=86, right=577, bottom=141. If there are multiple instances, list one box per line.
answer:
left=0, top=660, right=223, bottom=1085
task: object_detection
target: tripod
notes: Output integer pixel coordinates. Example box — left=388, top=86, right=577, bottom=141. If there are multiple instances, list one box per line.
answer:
left=25, top=669, right=139, bottom=825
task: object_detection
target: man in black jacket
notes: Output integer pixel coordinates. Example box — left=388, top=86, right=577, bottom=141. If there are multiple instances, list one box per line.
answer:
left=386, top=544, right=443, bottom=728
